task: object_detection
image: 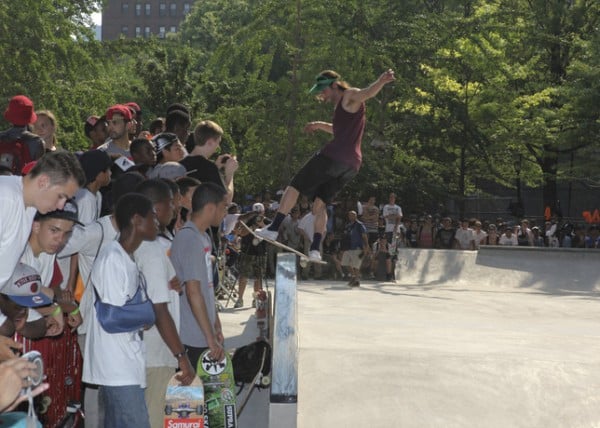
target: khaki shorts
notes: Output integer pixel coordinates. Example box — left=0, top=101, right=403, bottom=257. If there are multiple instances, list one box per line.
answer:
left=341, top=249, right=363, bottom=269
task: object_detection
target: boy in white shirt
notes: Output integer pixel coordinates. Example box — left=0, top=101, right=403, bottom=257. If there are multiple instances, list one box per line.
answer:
left=83, top=193, right=158, bottom=428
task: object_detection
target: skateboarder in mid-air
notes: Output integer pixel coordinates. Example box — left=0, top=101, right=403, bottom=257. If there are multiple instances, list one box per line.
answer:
left=256, top=68, right=395, bottom=261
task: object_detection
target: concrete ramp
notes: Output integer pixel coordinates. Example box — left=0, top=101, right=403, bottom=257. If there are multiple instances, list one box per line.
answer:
left=395, top=246, right=600, bottom=293
left=295, top=248, right=600, bottom=428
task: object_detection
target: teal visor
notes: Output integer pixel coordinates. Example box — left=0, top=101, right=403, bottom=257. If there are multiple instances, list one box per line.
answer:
left=308, top=77, right=337, bottom=94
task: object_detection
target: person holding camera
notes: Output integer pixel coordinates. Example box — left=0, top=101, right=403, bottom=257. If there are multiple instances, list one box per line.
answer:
left=179, top=120, right=238, bottom=204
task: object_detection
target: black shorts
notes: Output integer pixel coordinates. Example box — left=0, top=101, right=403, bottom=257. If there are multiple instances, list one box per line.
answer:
left=289, top=153, right=357, bottom=204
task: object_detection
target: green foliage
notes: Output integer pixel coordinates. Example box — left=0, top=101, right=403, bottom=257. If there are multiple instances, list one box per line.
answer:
left=2, top=0, right=599, bottom=218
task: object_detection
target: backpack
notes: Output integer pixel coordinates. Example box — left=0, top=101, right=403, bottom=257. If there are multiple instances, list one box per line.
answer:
left=232, top=340, right=272, bottom=385
left=0, top=134, right=34, bottom=174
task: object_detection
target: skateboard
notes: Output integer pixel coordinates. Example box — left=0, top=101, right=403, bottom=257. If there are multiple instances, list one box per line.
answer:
left=236, top=344, right=270, bottom=417
left=254, top=289, right=272, bottom=340
left=163, top=372, right=205, bottom=428
left=238, top=221, right=327, bottom=267
left=197, top=350, right=237, bottom=428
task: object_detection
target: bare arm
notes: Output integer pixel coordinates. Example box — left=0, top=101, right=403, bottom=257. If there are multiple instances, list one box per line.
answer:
left=304, top=121, right=333, bottom=135
left=153, top=302, right=195, bottom=385
left=343, top=69, right=396, bottom=111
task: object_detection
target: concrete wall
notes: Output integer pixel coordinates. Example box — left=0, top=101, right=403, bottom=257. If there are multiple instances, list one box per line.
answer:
left=394, top=246, right=600, bottom=294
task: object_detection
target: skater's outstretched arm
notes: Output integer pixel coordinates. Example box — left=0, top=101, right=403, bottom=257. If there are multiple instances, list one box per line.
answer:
left=343, top=69, right=395, bottom=111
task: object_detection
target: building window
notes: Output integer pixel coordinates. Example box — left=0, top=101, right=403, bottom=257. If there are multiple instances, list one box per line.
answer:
left=158, top=26, right=166, bottom=38
left=135, top=3, right=141, bottom=16
left=183, top=3, right=190, bottom=14
left=144, top=26, right=151, bottom=38
left=159, top=3, right=166, bottom=16
left=145, top=3, right=151, bottom=16
left=135, top=26, right=141, bottom=37
left=121, top=26, right=129, bottom=35
left=170, top=26, right=177, bottom=33
left=169, top=3, right=177, bottom=16
left=121, top=2, right=129, bottom=14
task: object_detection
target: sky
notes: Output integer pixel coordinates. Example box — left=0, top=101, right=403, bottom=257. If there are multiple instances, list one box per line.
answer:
left=92, top=12, right=102, bottom=26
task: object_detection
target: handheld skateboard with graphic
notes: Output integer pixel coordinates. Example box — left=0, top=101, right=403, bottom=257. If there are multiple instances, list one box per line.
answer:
left=238, top=221, right=327, bottom=268
left=197, top=350, right=237, bottom=428
left=163, top=372, right=205, bottom=428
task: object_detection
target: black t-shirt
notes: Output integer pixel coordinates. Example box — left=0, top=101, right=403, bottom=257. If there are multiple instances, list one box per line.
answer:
left=435, top=228, right=455, bottom=249
left=179, top=155, right=225, bottom=190
left=180, top=155, right=226, bottom=250
left=240, top=215, right=268, bottom=256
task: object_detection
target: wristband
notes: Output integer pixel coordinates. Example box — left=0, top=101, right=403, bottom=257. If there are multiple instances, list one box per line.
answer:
left=174, top=350, right=187, bottom=359
left=51, top=305, right=62, bottom=317
left=69, top=307, right=80, bottom=316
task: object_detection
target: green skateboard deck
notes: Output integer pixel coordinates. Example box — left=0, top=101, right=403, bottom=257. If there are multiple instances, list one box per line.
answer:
left=196, top=350, right=237, bottom=428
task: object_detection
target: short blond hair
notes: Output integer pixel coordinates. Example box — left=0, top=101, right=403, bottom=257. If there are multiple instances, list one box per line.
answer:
left=193, top=120, right=223, bottom=147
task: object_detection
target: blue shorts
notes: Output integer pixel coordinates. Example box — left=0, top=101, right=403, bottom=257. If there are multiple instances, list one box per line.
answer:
left=289, top=153, right=357, bottom=204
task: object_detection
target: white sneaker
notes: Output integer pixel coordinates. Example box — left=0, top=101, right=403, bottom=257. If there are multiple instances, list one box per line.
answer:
left=255, top=227, right=278, bottom=241
left=308, top=250, right=322, bottom=261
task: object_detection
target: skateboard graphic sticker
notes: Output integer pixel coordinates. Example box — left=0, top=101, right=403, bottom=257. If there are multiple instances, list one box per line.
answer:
left=163, top=373, right=204, bottom=428
left=197, top=350, right=237, bottom=428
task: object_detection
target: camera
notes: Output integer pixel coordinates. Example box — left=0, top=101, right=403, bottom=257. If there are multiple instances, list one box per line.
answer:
left=21, top=350, right=44, bottom=393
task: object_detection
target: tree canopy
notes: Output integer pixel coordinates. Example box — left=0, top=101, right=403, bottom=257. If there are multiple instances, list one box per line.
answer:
left=1, top=0, right=599, bottom=219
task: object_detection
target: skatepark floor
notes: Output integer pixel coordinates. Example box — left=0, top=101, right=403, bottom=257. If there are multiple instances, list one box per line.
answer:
left=221, top=277, right=600, bottom=428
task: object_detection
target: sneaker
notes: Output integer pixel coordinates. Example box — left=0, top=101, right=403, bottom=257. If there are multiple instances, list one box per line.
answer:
left=308, top=250, right=322, bottom=262
left=255, top=227, right=278, bottom=241
left=234, top=299, right=243, bottom=308
left=349, top=279, right=360, bottom=287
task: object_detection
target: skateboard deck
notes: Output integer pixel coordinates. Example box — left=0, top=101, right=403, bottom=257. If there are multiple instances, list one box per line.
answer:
left=163, top=373, right=205, bottom=428
left=236, top=344, right=270, bottom=417
left=238, top=221, right=327, bottom=267
left=255, top=289, right=272, bottom=341
left=197, top=350, right=237, bottom=428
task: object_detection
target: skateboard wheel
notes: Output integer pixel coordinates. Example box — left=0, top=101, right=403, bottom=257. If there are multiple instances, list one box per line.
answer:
left=252, top=238, right=260, bottom=246
left=165, top=404, right=173, bottom=415
left=299, top=259, right=308, bottom=268
left=261, top=376, right=271, bottom=386
left=196, top=405, right=203, bottom=414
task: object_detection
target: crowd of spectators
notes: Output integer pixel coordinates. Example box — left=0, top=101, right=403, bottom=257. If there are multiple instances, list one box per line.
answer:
left=239, top=189, right=600, bottom=284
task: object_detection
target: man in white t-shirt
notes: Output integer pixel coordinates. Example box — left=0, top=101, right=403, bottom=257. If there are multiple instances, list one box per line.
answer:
left=381, top=192, right=402, bottom=243
left=74, top=150, right=112, bottom=224
left=454, top=219, right=476, bottom=250
left=0, top=151, right=84, bottom=360
left=83, top=193, right=158, bottom=428
left=499, top=226, right=519, bottom=246
left=18, top=202, right=84, bottom=338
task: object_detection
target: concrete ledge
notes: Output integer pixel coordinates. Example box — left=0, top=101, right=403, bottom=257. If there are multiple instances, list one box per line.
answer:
left=395, top=246, right=600, bottom=293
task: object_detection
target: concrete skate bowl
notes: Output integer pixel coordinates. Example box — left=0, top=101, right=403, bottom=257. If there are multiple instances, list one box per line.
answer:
left=394, top=246, right=600, bottom=295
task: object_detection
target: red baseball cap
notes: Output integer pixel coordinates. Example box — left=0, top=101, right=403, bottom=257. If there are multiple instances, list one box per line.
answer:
left=105, top=104, right=133, bottom=121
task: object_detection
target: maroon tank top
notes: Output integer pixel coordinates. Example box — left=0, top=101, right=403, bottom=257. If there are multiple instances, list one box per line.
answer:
left=320, top=99, right=365, bottom=171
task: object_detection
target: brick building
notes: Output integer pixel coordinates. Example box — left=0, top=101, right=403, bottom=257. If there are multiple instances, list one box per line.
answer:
left=101, top=0, right=196, bottom=40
